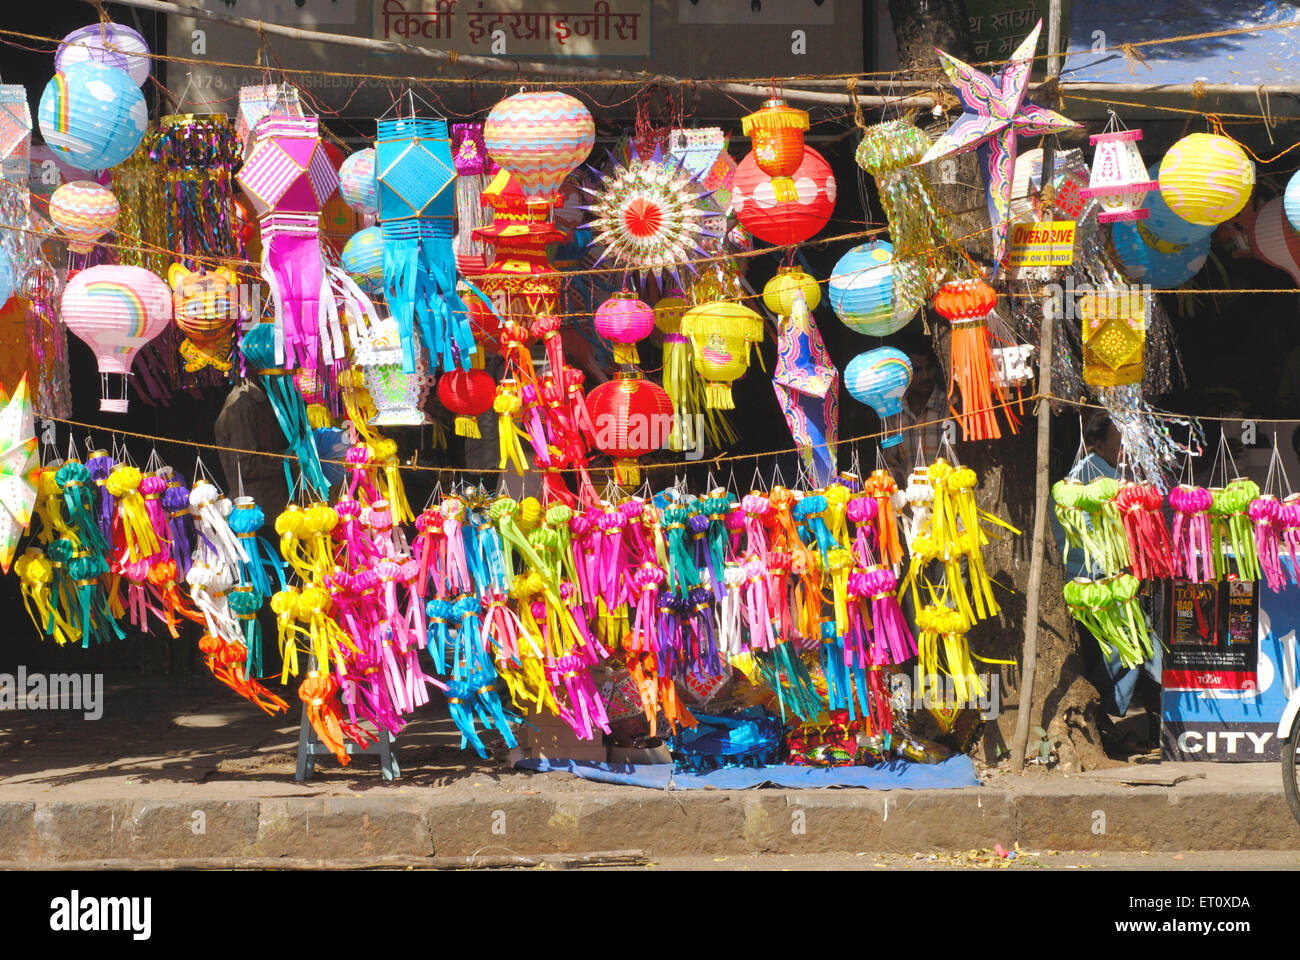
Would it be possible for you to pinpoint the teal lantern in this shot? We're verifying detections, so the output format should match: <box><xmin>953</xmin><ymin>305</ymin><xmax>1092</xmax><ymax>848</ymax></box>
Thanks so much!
<box><xmin>342</xmin><ymin>226</ymin><xmax>384</xmax><ymax>295</ymax></box>
<box><xmin>38</xmin><ymin>63</ymin><xmax>147</xmax><ymax>171</ymax></box>
<box><xmin>845</xmin><ymin>347</ymin><xmax>912</xmax><ymax>448</ymax></box>
<box><xmin>829</xmin><ymin>240</ymin><xmax>920</xmax><ymax>337</ymax></box>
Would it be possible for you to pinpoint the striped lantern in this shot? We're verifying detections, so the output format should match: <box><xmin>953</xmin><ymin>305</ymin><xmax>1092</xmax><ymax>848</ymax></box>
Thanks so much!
<box><xmin>595</xmin><ymin>292</ymin><xmax>654</xmax><ymax>365</ymax></box>
<box><xmin>1250</xmin><ymin>196</ymin><xmax>1300</xmax><ymax>290</ymax></box>
<box><xmin>56</xmin><ymin>23</ymin><xmax>151</xmax><ymax>87</ymax></box>
<box><xmin>588</xmin><ymin>371</ymin><xmax>675</xmax><ymax>486</ymax></box>
<box><xmin>38</xmin><ymin>62</ymin><xmax>147</xmax><ymax>171</ymax></box>
<box><xmin>341</xmin><ymin>226</ymin><xmax>384</xmax><ymax>294</ymax></box>
<box><xmin>1158</xmin><ymin>133</ymin><xmax>1255</xmax><ymax>227</ymax></box>
<box><xmin>339</xmin><ymin>147</ymin><xmax>378</xmax><ymax>216</ymax></box>
<box><xmin>168</xmin><ymin>263</ymin><xmax>238</xmax><ymax>373</ymax></box>
<box><xmin>236</xmin><ymin>84</ymin><xmax>304</xmax><ymax>157</ymax></box>
<box><xmin>829</xmin><ymin>240</ymin><xmax>920</xmax><ymax>337</ymax></box>
<box><xmin>844</xmin><ymin>347</ymin><xmax>912</xmax><ymax>448</ymax></box>
<box><xmin>61</xmin><ymin>264</ymin><xmax>172</xmax><ymax>412</ymax></box>
<box><xmin>484</xmin><ymin>91</ymin><xmax>594</xmax><ymax>199</ymax></box>
<box><xmin>680</xmin><ymin>300</ymin><xmax>765</xmax><ymax>410</ymax></box>
<box><xmin>49</xmin><ymin>180</ymin><xmax>119</xmax><ymax>253</ymax></box>
<box><xmin>237</xmin><ymin>115</ymin><xmax>338</xmax><ymax>217</ymax></box>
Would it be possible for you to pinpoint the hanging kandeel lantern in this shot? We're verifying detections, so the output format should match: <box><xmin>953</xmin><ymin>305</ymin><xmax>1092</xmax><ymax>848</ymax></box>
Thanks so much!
<box><xmin>829</xmin><ymin>240</ymin><xmax>921</xmax><ymax>337</ymax></box>
<box><xmin>1158</xmin><ymin>133</ymin><xmax>1255</xmax><ymax>227</ymax></box>
<box><xmin>338</xmin><ymin>147</ymin><xmax>378</xmax><ymax>216</ymax></box>
<box><xmin>49</xmin><ymin>180</ymin><xmax>118</xmax><ymax>253</ymax></box>
<box><xmin>437</xmin><ymin>366</ymin><xmax>496</xmax><ymax>438</ymax></box>
<box><xmin>236</xmin><ymin>84</ymin><xmax>303</xmax><ymax>156</ymax></box>
<box><xmin>484</xmin><ymin>91</ymin><xmax>594</xmax><ymax>200</ymax></box>
<box><xmin>681</xmin><ymin>300</ymin><xmax>765</xmax><ymax>409</ymax></box>
<box><xmin>168</xmin><ymin>264</ymin><xmax>239</xmax><ymax>373</ymax></box>
<box><xmin>730</xmin><ymin>146</ymin><xmax>835</xmax><ymax>247</ymax></box>
<box><xmin>61</xmin><ymin>264</ymin><xmax>172</xmax><ymax>412</ymax></box>
<box><xmin>1080</xmin><ymin>285</ymin><xmax>1145</xmax><ymax>387</ymax></box>
<box><xmin>588</xmin><ymin>371</ymin><xmax>674</xmax><ymax>486</ymax></box>
<box><xmin>844</xmin><ymin>347</ymin><xmax>911</xmax><ymax>448</ymax></box>
<box><xmin>56</xmin><ymin>23</ymin><xmax>151</xmax><ymax>87</ymax></box>
<box><xmin>0</xmin><ymin>83</ymin><xmax>33</xmax><ymax>178</ymax></box>
<box><xmin>353</xmin><ymin>314</ymin><xmax>432</xmax><ymax>426</ymax></box>
<box><xmin>1080</xmin><ymin>115</ymin><xmax>1160</xmax><ymax>223</ymax></box>
<box><xmin>595</xmin><ymin>292</ymin><xmax>654</xmax><ymax>365</ymax></box>
<box><xmin>38</xmin><ymin>63</ymin><xmax>148</xmax><ymax>171</ymax></box>
<box><xmin>451</xmin><ymin>123</ymin><xmax>495</xmax><ymax>276</ymax></box>
<box><xmin>150</xmin><ymin>113</ymin><xmax>245</xmax><ymax>266</ymax></box>
<box><xmin>341</xmin><ymin>226</ymin><xmax>384</xmax><ymax>295</ymax></box>
<box><xmin>932</xmin><ymin>278</ymin><xmax>1018</xmax><ymax>441</ymax></box>
<box><xmin>741</xmin><ymin>99</ymin><xmax>809</xmax><ymax>202</ymax></box>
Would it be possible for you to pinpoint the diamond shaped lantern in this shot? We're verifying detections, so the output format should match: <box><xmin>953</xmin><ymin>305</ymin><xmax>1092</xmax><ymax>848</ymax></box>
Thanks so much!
<box><xmin>237</xmin><ymin>84</ymin><xmax>303</xmax><ymax>156</ymax></box>
<box><xmin>237</xmin><ymin>115</ymin><xmax>338</xmax><ymax>218</ymax></box>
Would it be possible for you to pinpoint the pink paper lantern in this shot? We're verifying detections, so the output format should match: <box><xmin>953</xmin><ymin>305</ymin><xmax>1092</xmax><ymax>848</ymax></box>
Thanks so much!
<box><xmin>595</xmin><ymin>293</ymin><xmax>655</xmax><ymax>365</ymax></box>
<box><xmin>61</xmin><ymin>264</ymin><xmax>172</xmax><ymax>412</ymax></box>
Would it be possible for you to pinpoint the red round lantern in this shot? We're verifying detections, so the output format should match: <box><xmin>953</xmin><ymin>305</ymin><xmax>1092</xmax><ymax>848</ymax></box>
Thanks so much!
<box><xmin>932</xmin><ymin>278</ymin><xmax>997</xmax><ymax>321</ymax></box>
<box><xmin>437</xmin><ymin>367</ymin><xmax>496</xmax><ymax>438</ymax></box>
<box><xmin>595</xmin><ymin>292</ymin><xmax>654</xmax><ymax>365</ymax></box>
<box><xmin>587</xmin><ymin>372</ymin><xmax>674</xmax><ymax>486</ymax></box>
<box><xmin>731</xmin><ymin>146</ymin><xmax>835</xmax><ymax>246</ymax></box>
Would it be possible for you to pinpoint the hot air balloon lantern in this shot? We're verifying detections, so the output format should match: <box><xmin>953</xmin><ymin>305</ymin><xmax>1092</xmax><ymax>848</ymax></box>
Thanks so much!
<box><xmin>588</xmin><ymin>371</ymin><xmax>675</xmax><ymax>486</ymax></box>
<box><xmin>1079</xmin><ymin>114</ymin><xmax>1161</xmax><ymax>223</ymax></box>
<box><xmin>595</xmin><ymin>292</ymin><xmax>655</xmax><ymax>365</ymax></box>
<box><xmin>741</xmin><ymin>99</ymin><xmax>809</xmax><ymax>202</ymax></box>
<box><xmin>845</xmin><ymin>347</ymin><xmax>912</xmax><ymax>449</ymax></box>
<box><xmin>484</xmin><ymin>90</ymin><xmax>594</xmax><ymax>201</ymax></box>
<box><xmin>681</xmin><ymin>300</ymin><xmax>765</xmax><ymax>410</ymax></box>
<box><xmin>932</xmin><ymin>278</ymin><xmax>1019</xmax><ymax>441</ymax></box>
<box><xmin>61</xmin><ymin>264</ymin><xmax>173</xmax><ymax>412</ymax></box>
<box><xmin>49</xmin><ymin>180</ymin><xmax>119</xmax><ymax>255</ymax></box>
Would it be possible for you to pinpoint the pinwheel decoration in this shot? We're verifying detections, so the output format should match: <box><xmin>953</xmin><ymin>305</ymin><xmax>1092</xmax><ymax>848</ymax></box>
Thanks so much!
<box><xmin>580</xmin><ymin>143</ymin><xmax>715</xmax><ymax>284</ymax></box>
<box><xmin>918</xmin><ymin>19</ymin><xmax>1078</xmax><ymax>264</ymax></box>
<box><xmin>0</xmin><ymin>374</ymin><xmax>39</xmax><ymax>573</ymax></box>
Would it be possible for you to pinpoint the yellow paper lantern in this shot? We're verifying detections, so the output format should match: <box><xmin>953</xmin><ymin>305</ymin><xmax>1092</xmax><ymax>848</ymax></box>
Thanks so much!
<box><xmin>681</xmin><ymin>300</ymin><xmax>765</xmax><ymax>410</ymax></box>
<box><xmin>762</xmin><ymin>266</ymin><xmax>821</xmax><ymax>316</ymax></box>
<box><xmin>1158</xmin><ymin>133</ymin><xmax>1255</xmax><ymax>227</ymax></box>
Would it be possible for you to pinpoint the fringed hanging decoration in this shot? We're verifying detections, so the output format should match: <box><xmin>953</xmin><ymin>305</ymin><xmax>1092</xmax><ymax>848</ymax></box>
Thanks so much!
<box><xmin>932</xmin><ymin>278</ymin><xmax>1018</xmax><ymax>441</ymax></box>
<box><xmin>451</xmin><ymin>122</ymin><xmax>496</xmax><ymax>276</ymax></box>
<box><xmin>151</xmin><ymin>113</ymin><xmax>244</xmax><ymax>267</ymax></box>
<box><xmin>1169</xmin><ymin>483</ymin><xmax>1215</xmax><ymax>583</ymax></box>
<box><xmin>681</xmin><ymin>300</ymin><xmax>764</xmax><ymax>410</ymax></box>
<box><xmin>1114</xmin><ymin>480</ymin><xmax>1173</xmax><ymax>580</ymax></box>
<box><xmin>740</xmin><ymin>98</ymin><xmax>808</xmax><ymax>203</ymax></box>
<box><xmin>1064</xmin><ymin>575</ymin><xmax>1153</xmax><ymax>670</ymax></box>
<box><xmin>111</xmin><ymin>137</ymin><xmax>167</xmax><ymax>274</ymax></box>
<box><xmin>376</xmin><ymin>114</ymin><xmax>472</xmax><ymax>375</ymax></box>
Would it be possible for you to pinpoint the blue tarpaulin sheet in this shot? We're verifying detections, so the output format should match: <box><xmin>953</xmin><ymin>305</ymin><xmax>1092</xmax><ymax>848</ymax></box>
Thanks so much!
<box><xmin>515</xmin><ymin>755</ymin><xmax>980</xmax><ymax>790</ymax></box>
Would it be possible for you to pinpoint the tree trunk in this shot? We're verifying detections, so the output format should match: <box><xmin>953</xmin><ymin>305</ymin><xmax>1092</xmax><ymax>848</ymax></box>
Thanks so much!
<box><xmin>888</xmin><ymin>0</ymin><xmax>975</xmax><ymax>70</ymax></box>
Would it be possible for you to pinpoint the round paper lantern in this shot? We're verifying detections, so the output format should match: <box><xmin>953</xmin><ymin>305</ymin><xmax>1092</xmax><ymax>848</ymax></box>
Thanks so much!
<box><xmin>595</xmin><ymin>293</ymin><xmax>654</xmax><ymax>364</ymax></box>
<box><xmin>38</xmin><ymin>63</ymin><xmax>148</xmax><ymax>171</ymax></box>
<box><xmin>652</xmin><ymin>295</ymin><xmax>688</xmax><ymax>334</ymax></box>
<box><xmin>829</xmin><ymin>240</ymin><xmax>919</xmax><ymax>337</ymax></box>
<box><xmin>437</xmin><ymin>367</ymin><xmax>496</xmax><ymax>438</ymax></box>
<box><xmin>56</xmin><ymin>23</ymin><xmax>151</xmax><ymax>87</ymax></box>
<box><xmin>588</xmin><ymin>371</ymin><xmax>675</xmax><ymax>486</ymax></box>
<box><xmin>680</xmin><ymin>300</ymin><xmax>765</xmax><ymax>409</ymax></box>
<box><xmin>484</xmin><ymin>91</ymin><xmax>594</xmax><ymax>199</ymax></box>
<box><xmin>339</xmin><ymin>147</ymin><xmax>378</xmax><ymax>216</ymax></box>
<box><xmin>845</xmin><ymin>347</ymin><xmax>912</xmax><ymax>449</ymax></box>
<box><xmin>61</xmin><ymin>264</ymin><xmax>172</xmax><ymax>412</ymax></box>
<box><xmin>341</xmin><ymin>226</ymin><xmax>384</xmax><ymax>294</ymax></box>
<box><xmin>1285</xmin><ymin>171</ymin><xmax>1300</xmax><ymax>233</ymax></box>
<box><xmin>731</xmin><ymin>146</ymin><xmax>835</xmax><ymax>246</ymax></box>
<box><xmin>1112</xmin><ymin>219</ymin><xmax>1210</xmax><ymax>289</ymax></box>
<box><xmin>49</xmin><ymin>180</ymin><xmax>119</xmax><ymax>253</ymax></box>
<box><xmin>1141</xmin><ymin>162</ymin><xmax>1214</xmax><ymax>246</ymax></box>
<box><xmin>1251</xmin><ymin>196</ymin><xmax>1300</xmax><ymax>289</ymax></box>
<box><xmin>762</xmin><ymin>266</ymin><xmax>820</xmax><ymax>315</ymax></box>
<box><xmin>1158</xmin><ymin>133</ymin><xmax>1255</xmax><ymax>227</ymax></box>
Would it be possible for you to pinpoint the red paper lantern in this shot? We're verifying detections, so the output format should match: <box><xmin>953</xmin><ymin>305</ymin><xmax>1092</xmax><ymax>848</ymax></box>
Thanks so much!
<box><xmin>731</xmin><ymin>146</ymin><xmax>835</xmax><ymax>247</ymax></box>
<box><xmin>437</xmin><ymin>367</ymin><xmax>496</xmax><ymax>438</ymax></box>
<box><xmin>587</xmin><ymin>372</ymin><xmax>674</xmax><ymax>486</ymax></box>
<box><xmin>463</xmin><ymin>288</ymin><xmax>501</xmax><ymax>352</ymax></box>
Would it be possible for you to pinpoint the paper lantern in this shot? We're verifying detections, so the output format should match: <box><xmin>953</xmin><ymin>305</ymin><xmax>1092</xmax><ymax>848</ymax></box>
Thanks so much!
<box><xmin>680</xmin><ymin>300</ymin><xmax>765</xmax><ymax>409</ymax></box>
<box><xmin>339</xmin><ymin>147</ymin><xmax>378</xmax><ymax>216</ymax></box>
<box><xmin>829</xmin><ymin>240</ymin><xmax>919</xmax><ymax>337</ymax></box>
<box><xmin>168</xmin><ymin>264</ymin><xmax>238</xmax><ymax>373</ymax></box>
<box><xmin>763</xmin><ymin>267</ymin><xmax>821</xmax><ymax>316</ymax></box>
<box><xmin>932</xmin><ymin>278</ymin><xmax>1017</xmax><ymax>442</ymax></box>
<box><xmin>741</xmin><ymin>99</ymin><xmax>809</xmax><ymax>201</ymax></box>
<box><xmin>437</xmin><ymin>367</ymin><xmax>496</xmax><ymax>438</ymax></box>
<box><xmin>1140</xmin><ymin>161</ymin><xmax>1214</xmax><ymax>246</ymax></box>
<box><xmin>462</xmin><ymin>285</ymin><xmax>500</xmax><ymax>351</ymax></box>
<box><xmin>484</xmin><ymin>91</ymin><xmax>594</xmax><ymax>199</ymax></box>
<box><xmin>1080</xmin><ymin>122</ymin><xmax>1160</xmax><ymax>223</ymax></box>
<box><xmin>0</xmin><ymin>374</ymin><xmax>38</xmax><ymax>573</ymax></box>
<box><xmin>236</xmin><ymin>84</ymin><xmax>303</xmax><ymax>156</ymax></box>
<box><xmin>1112</xmin><ymin>219</ymin><xmax>1210</xmax><ymax>289</ymax></box>
<box><xmin>38</xmin><ymin>63</ymin><xmax>147</xmax><ymax>171</ymax></box>
<box><xmin>1079</xmin><ymin>286</ymin><xmax>1145</xmax><ymax>387</ymax></box>
<box><xmin>595</xmin><ymin>293</ymin><xmax>654</xmax><ymax>365</ymax></box>
<box><xmin>844</xmin><ymin>348</ymin><xmax>912</xmax><ymax>448</ymax></box>
<box><xmin>452</xmin><ymin>123</ymin><xmax>496</xmax><ymax>277</ymax></box>
<box><xmin>588</xmin><ymin>371</ymin><xmax>675</xmax><ymax>485</ymax></box>
<box><xmin>237</xmin><ymin>115</ymin><xmax>338</xmax><ymax>217</ymax></box>
<box><xmin>341</xmin><ymin>226</ymin><xmax>384</xmax><ymax>294</ymax></box>
<box><xmin>61</xmin><ymin>264</ymin><xmax>172</xmax><ymax>412</ymax></box>
<box><xmin>1251</xmin><ymin>196</ymin><xmax>1300</xmax><ymax>289</ymax></box>
<box><xmin>49</xmin><ymin>180</ymin><xmax>119</xmax><ymax>253</ymax></box>
<box><xmin>731</xmin><ymin>146</ymin><xmax>835</xmax><ymax>247</ymax></box>
<box><xmin>1285</xmin><ymin>171</ymin><xmax>1300</xmax><ymax>233</ymax></box>
<box><xmin>353</xmin><ymin>315</ymin><xmax>432</xmax><ymax>426</ymax></box>
<box><xmin>0</xmin><ymin>84</ymin><xmax>33</xmax><ymax>177</ymax></box>
<box><xmin>56</xmin><ymin>23</ymin><xmax>151</xmax><ymax>87</ymax></box>
<box><xmin>1159</xmin><ymin>133</ymin><xmax>1255</xmax><ymax>227</ymax></box>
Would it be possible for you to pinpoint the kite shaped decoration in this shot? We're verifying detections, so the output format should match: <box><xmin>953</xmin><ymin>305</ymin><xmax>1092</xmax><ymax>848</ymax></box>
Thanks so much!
<box><xmin>771</xmin><ymin>277</ymin><xmax>838</xmax><ymax>485</ymax></box>
<box><xmin>0</xmin><ymin>374</ymin><xmax>39</xmax><ymax>573</ymax></box>
<box><xmin>0</xmin><ymin>84</ymin><xmax>32</xmax><ymax>180</ymax></box>
<box><xmin>376</xmin><ymin>115</ymin><xmax>472</xmax><ymax>375</ymax></box>
<box><xmin>918</xmin><ymin>20</ymin><xmax>1078</xmax><ymax>265</ymax></box>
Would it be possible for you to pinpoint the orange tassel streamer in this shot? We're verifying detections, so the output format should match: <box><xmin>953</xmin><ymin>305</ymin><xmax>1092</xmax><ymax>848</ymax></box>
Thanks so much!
<box><xmin>865</xmin><ymin>470</ymin><xmax>905</xmax><ymax>566</ymax></box>
<box><xmin>933</xmin><ymin>279</ymin><xmax>1019</xmax><ymax>442</ymax></box>
<box><xmin>299</xmin><ymin>671</ymin><xmax>373</xmax><ymax>765</ymax></box>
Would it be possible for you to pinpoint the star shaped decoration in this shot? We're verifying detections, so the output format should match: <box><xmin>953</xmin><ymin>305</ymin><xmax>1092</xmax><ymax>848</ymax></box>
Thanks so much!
<box><xmin>918</xmin><ymin>20</ymin><xmax>1079</xmax><ymax>264</ymax></box>
<box><xmin>0</xmin><ymin>374</ymin><xmax>40</xmax><ymax>574</ymax></box>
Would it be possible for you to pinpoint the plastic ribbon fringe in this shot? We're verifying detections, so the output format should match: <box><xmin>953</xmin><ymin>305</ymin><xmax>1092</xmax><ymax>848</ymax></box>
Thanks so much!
<box><xmin>1064</xmin><ymin>576</ymin><xmax>1154</xmax><ymax>670</ymax></box>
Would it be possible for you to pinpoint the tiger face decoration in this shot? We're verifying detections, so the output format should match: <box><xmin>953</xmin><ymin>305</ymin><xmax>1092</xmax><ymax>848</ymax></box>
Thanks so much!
<box><xmin>168</xmin><ymin>264</ymin><xmax>239</xmax><ymax>373</ymax></box>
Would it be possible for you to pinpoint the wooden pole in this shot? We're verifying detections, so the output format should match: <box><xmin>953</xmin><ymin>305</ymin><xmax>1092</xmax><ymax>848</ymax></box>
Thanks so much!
<box><xmin>1009</xmin><ymin>0</ymin><xmax>1062</xmax><ymax>773</ymax></box>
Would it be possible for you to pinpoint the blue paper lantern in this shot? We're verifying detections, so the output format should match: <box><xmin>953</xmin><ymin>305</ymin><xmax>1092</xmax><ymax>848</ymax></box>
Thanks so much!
<box><xmin>342</xmin><ymin>226</ymin><xmax>384</xmax><ymax>294</ymax></box>
<box><xmin>1112</xmin><ymin>219</ymin><xmax>1210</xmax><ymax>289</ymax></box>
<box><xmin>1143</xmin><ymin>162</ymin><xmax>1214</xmax><ymax>247</ymax></box>
<box><xmin>1285</xmin><ymin>170</ymin><xmax>1300</xmax><ymax>233</ymax></box>
<box><xmin>38</xmin><ymin>63</ymin><xmax>147</xmax><ymax>171</ymax></box>
<box><xmin>845</xmin><ymin>347</ymin><xmax>912</xmax><ymax>448</ymax></box>
<box><xmin>829</xmin><ymin>240</ymin><xmax>919</xmax><ymax>337</ymax></box>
